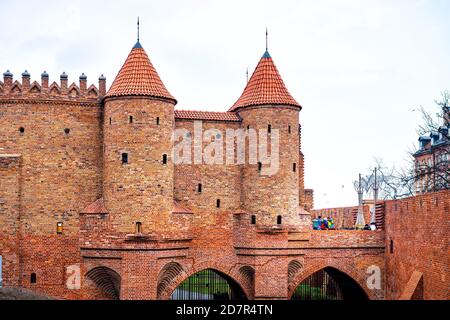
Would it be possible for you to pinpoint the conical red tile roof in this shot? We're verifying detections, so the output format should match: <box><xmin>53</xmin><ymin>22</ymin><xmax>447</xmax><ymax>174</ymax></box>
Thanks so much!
<box><xmin>229</xmin><ymin>51</ymin><xmax>300</xmax><ymax>111</ymax></box>
<box><xmin>106</xmin><ymin>42</ymin><xmax>176</xmax><ymax>103</ymax></box>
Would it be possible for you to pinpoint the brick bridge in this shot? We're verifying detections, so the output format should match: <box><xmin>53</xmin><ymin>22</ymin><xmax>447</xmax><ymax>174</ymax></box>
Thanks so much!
<box><xmin>77</xmin><ymin>212</ymin><xmax>385</xmax><ymax>300</ymax></box>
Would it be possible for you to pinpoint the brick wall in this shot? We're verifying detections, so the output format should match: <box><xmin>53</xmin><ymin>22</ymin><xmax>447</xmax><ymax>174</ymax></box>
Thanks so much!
<box><xmin>384</xmin><ymin>190</ymin><xmax>449</xmax><ymax>300</ymax></box>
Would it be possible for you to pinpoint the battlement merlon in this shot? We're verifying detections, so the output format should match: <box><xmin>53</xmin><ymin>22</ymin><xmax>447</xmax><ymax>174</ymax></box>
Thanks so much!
<box><xmin>0</xmin><ymin>70</ymin><xmax>106</xmax><ymax>100</ymax></box>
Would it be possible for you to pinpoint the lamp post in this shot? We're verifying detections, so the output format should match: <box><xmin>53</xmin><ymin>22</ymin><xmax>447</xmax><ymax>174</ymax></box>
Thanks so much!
<box><xmin>354</xmin><ymin>174</ymin><xmax>366</xmax><ymax>230</ymax></box>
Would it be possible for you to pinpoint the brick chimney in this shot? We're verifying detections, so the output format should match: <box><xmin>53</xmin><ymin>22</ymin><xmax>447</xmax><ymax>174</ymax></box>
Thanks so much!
<box><xmin>79</xmin><ymin>73</ymin><xmax>87</xmax><ymax>93</ymax></box>
<box><xmin>22</xmin><ymin>70</ymin><xmax>30</xmax><ymax>90</ymax></box>
<box><xmin>60</xmin><ymin>72</ymin><xmax>68</xmax><ymax>91</ymax></box>
<box><xmin>3</xmin><ymin>70</ymin><xmax>13</xmax><ymax>89</ymax></box>
<box><xmin>41</xmin><ymin>71</ymin><xmax>49</xmax><ymax>90</ymax></box>
<box><xmin>99</xmin><ymin>74</ymin><xmax>106</xmax><ymax>97</ymax></box>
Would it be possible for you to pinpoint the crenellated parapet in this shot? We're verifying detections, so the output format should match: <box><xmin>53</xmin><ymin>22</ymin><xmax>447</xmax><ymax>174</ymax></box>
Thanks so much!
<box><xmin>0</xmin><ymin>70</ymin><xmax>106</xmax><ymax>101</ymax></box>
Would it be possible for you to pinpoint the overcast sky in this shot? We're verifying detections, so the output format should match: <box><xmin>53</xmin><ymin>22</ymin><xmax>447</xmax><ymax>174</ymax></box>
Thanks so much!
<box><xmin>1</xmin><ymin>0</ymin><xmax>449</xmax><ymax>209</ymax></box>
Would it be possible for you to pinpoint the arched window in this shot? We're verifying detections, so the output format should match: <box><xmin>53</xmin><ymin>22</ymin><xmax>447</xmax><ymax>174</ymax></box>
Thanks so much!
<box><xmin>277</xmin><ymin>215</ymin><xmax>282</xmax><ymax>225</ymax></box>
<box><xmin>30</xmin><ymin>273</ymin><xmax>37</xmax><ymax>284</ymax></box>
<box><xmin>135</xmin><ymin>222</ymin><xmax>142</xmax><ymax>234</ymax></box>
<box><xmin>162</xmin><ymin>154</ymin><xmax>168</xmax><ymax>165</ymax></box>
<box><xmin>122</xmin><ymin>153</ymin><xmax>128</xmax><ymax>164</ymax></box>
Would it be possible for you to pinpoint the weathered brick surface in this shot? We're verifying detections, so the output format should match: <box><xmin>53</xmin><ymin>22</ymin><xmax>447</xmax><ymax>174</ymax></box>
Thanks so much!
<box><xmin>384</xmin><ymin>190</ymin><xmax>450</xmax><ymax>300</ymax></box>
<box><xmin>1</xmin><ymin>57</ymin><xmax>447</xmax><ymax>301</ymax></box>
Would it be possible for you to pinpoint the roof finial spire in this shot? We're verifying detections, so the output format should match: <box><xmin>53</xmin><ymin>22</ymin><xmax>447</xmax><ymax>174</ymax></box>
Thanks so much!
<box><xmin>137</xmin><ymin>16</ymin><xmax>140</xmax><ymax>42</ymax></box>
<box><xmin>246</xmin><ymin>67</ymin><xmax>249</xmax><ymax>83</ymax></box>
<box><xmin>265</xmin><ymin>27</ymin><xmax>268</xmax><ymax>52</ymax></box>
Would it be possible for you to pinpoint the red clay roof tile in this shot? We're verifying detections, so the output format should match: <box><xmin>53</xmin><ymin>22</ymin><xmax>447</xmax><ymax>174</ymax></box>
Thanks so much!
<box><xmin>175</xmin><ymin>110</ymin><xmax>241</xmax><ymax>122</ymax></box>
<box><xmin>106</xmin><ymin>42</ymin><xmax>176</xmax><ymax>103</ymax></box>
<box><xmin>229</xmin><ymin>51</ymin><xmax>301</xmax><ymax>111</ymax></box>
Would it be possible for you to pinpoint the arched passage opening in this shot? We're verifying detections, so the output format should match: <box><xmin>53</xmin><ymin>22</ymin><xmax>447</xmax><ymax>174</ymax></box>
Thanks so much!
<box><xmin>85</xmin><ymin>266</ymin><xmax>121</xmax><ymax>300</ymax></box>
<box><xmin>170</xmin><ymin>269</ymin><xmax>247</xmax><ymax>300</ymax></box>
<box><xmin>291</xmin><ymin>267</ymin><xmax>368</xmax><ymax>301</ymax></box>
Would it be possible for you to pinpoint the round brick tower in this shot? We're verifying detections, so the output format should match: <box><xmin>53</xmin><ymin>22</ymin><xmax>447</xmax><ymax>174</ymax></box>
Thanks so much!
<box><xmin>230</xmin><ymin>50</ymin><xmax>303</xmax><ymax>228</ymax></box>
<box><xmin>103</xmin><ymin>40</ymin><xmax>177</xmax><ymax>235</ymax></box>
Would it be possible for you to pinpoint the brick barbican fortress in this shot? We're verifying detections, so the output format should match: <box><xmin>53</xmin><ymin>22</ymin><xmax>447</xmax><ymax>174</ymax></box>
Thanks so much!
<box><xmin>0</xmin><ymin>37</ymin><xmax>448</xmax><ymax>300</ymax></box>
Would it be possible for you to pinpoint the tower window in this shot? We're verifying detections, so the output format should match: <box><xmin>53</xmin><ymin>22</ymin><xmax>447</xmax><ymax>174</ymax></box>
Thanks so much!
<box><xmin>64</xmin><ymin>128</ymin><xmax>70</xmax><ymax>135</ymax></box>
<box><xmin>56</xmin><ymin>222</ymin><xmax>63</xmax><ymax>234</ymax></box>
<box><xmin>156</xmin><ymin>117</ymin><xmax>160</xmax><ymax>125</ymax></box>
<box><xmin>277</xmin><ymin>215</ymin><xmax>282</xmax><ymax>225</ymax></box>
<box><xmin>135</xmin><ymin>222</ymin><xmax>142</xmax><ymax>234</ymax></box>
<box><xmin>288</xmin><ymin>125</ymin><xmax>291</xmax><ymax>133</ymax></box>
<box><xmin>293</xmin><ymin>163</ymin><xmax>297</xmax><ymax>172</ymax></box>
<box><xmin>247</xmin><ymin>125</ymin><xmax>250</xmax><ymax>130</ymax></box>
<box><xmin>251</xmin><ymin>215</ymin><xmax>256</xmax><ymax>225</ymax></box>
<box><xmin>390</xmin><ymin>240</ymin><xmax>394</xmax><ymax>254</ymax></box>
<box><xmin>109</xmin><ymin>117</ymin><xmax>112</xmax><ymax>125</ymax></box>
<box><xmin>162</xmin><ymin>154</ymin><xmax>168</xmax><ymax>165</ymax></box>
<box><xmin>258</xmin><ymin>162</ymin><xmax>262</xmax><ymax>172</ymax></box>
<box><xmin>129</xmin><ymin>116</ymin><xmax>133</xmax><ymax>124</ymax></box>
<box><xmin>198</xmin><ymin>183</ymin><xmax>202</xmax><ymax>193</ymax></box>
<box><xmin>30</xmin><ymin>273</ymin><xmax>37</xmax><ymax>284</ymax></box>
<box><xmin>216</xmin><ymin>199</ymin><xmax>221</xmax><ymax>208</ymax></box>
<box><xmin>268</xmin><ymin>124</ymin><xmax>272</xmax><ymax>133</ymax></box>
<box><xmin>122</xmin><ymin>153</ymin><xmax>128</xmax><ymax>164</ymax></box>
<box><xmin>19</xmin><ymin>127</ymin><xmax>25</xmax><ymax>133</ymax></box>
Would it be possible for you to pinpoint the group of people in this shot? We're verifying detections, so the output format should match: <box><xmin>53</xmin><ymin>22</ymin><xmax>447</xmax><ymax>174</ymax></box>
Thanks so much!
<box><xmin>312</xmin><ymin>216</ymin><xmax>335</xmax><ymax>230</ymax></box>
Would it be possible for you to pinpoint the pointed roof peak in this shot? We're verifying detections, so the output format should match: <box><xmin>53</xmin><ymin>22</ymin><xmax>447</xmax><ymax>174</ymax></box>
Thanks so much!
<box><xmin>133</xmin><ymin>41</ymin><xmax>143</xmax><ymax>49</ymax></box>
<box><xmin>106</xmin><ymin>42</ymin><xmax>176</xmax><ymax>103</ymax></box>
<box><xmin>262</xmin><ymin>50</ymin><xmax>271</xmax><ymax>59</ymax></box>
<box><xmin>229</xmin><ymin>51</ymin><xmax>301</xmax><ymax>112</ymax></box>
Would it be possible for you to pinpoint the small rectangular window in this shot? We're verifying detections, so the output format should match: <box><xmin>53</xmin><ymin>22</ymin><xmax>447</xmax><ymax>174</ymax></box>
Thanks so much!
<box><xmin>56</xmin><ymin>222</ymin><xmax>63</xmax><ymax>235</ymax></box>
<box><xmin>258</xmin><ymin>162</ymin><xmax>262</xmax><ymax>172</ymax></box>
<box><xmin>288</xmin><ymin>125</ymin><xmax>291</xmax><ymax>133</ymax></box>
<box><xmin>268</xmin><ymin>124</ymin><xmax>271</xmax><ymax>133</ymax></box>
<box><xmin>30</xmin><ymin>273</ymin><xmax>37</xmax><ymax>284</ymax></box>
<box><xmin>277</xmin><ymin>215</ymin><xmax>282</xmax><ymax>225</ymax></box>
<box><xmin>156</xmin><ymin>117</ymin><xmax>160</xmax><ymax>125</ymax></box>
<box><xmin>198</xmin><ymin>183</ymin><xmax>202</xmax><ymax>193</ymax></box>
<box><xmin>390</xmin><ymin>240</ymin><xmax>394</xmax><ymax>254</ymax></box>
<box><xmin>162</xmin><ymin>154</ymin><xmax>168</xmax><ymax>165</ymax></box>
<box><xmin>129</xmin><ymin>116</ymin><xmax>133</xmax><ymax>123</ymax></box>
<box><xmin>136</xmin><ymin>222</ymin><xmax>142</xmax><ymax>234</ymax></box>
<box><xmin>122</xmin><ymin>153</ymin><xmax>128</xmax><ymax>164</ymax></box>
<box><xmin>216</xmin><ymin>199</ymin><xmax>221</xmax><ymax>208</ymax></box>
<box><xmin>293</xmin><ymin>163</ymin><xmax>297</xmax><ymax>172</ymax></box>
<box><xmin>251</xmin><ymin>215</ymin><xmax>256</xmax><ymax>225</ymax></box>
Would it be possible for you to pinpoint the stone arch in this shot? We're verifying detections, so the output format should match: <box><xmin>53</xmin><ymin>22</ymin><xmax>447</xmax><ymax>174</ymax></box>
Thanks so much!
<box><xmin>288</xmin><ymin>262</ymin><xmax>374</xmax><ymax>300</ymax></box>
<box><xmin>85</xmin><ymin>266</ymin><xmax>121</xmax><ymax>300</ymax></box>
<box><xmin>157</xmin><ymin>262</ymin><xmax>186</xmax><ymax>299</ymax></box>
<box><xmin>237</xmin><ymin>266</ymin><xmax>255</xmax><ymax>300</ymax></box>
<box><xmin>288</xmin><ymin>260</ymin><xmax>303</xmax><ymax>284</ymax></box>
<box><xmin>159</xmin><ymin>261</ymin><xmax>249</xmax><ymax>300</ymax></box>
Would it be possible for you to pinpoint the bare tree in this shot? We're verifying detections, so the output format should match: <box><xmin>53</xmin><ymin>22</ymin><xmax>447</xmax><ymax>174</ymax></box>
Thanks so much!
<box><xmin>360</xmin><ymin>91</ymin><xmax>450</xmax><ymax>200</ymax></box>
